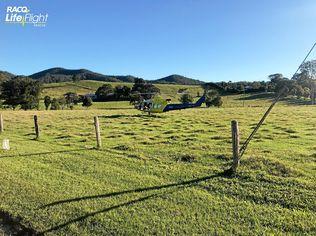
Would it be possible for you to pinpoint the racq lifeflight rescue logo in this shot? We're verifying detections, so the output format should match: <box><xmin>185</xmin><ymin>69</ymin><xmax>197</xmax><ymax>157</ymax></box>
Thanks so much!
<box><xmin>5</xmin><ymin>6</ymin><xmax>48</xmax><ymax>27</ymax></box>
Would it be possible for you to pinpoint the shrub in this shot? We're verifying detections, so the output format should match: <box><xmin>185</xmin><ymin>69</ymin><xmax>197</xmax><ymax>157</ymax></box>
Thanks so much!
<box><xmin>205</xmin><ymin>90</ymin><xmax>223</xmax><ymax>107</ymax></box>
<box><xmin>64</xmin><ymin>92</ymin><xmax>79</xmax><ymax>107</ymax></box>
<box><xmin>212</xmin><ymin>96</ymin><xmax>223</xmax><ymax>107</ymax></box>
<box><xmin>179</xmin><ymin>94</ymin><xmax>193</xmax><ymax>104</ymax></box>
<box><xmin>44</xmin><ymin>96</ymin><xmax>51</xmax><ymax>110</ymax></box>
<box><xmin>82</xmin><ymin>96</ymin><xmax>93</xmax><ymax>108</ymax></box>
<box><xmin>50</xmin><ymin>98</ymin><xmax>60</xmax><ymax>110</ymax></box>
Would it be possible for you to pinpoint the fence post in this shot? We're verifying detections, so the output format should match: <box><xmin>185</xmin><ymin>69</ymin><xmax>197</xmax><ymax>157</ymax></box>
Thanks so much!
<box><xmin>94</xmin><ymin>116</ymin><xmax>102</xmax><ymax>149</ymax></box>
<box><xmin>34</xmin><ymin>115</ymin><xmax>40</xmax><ymax>140</ymax></box>
<box><xmin>230</xmin><ymin>120</ymin><xmax>240</xmax><ymax>175</ymax></box>
<box><xmin>312</xmin><ymin>82</ymin><xmax>316</xmax><ymax>105</ymax></box>
<box><xmin>0</xmin><ymin>114</ymin><xmax>3</xmax><ymax>133</ymax></box>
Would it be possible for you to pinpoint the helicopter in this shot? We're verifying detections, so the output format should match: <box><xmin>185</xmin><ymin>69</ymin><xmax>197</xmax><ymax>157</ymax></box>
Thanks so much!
<box><xmin>132</xmin><ymin>82</ymin><xmax>226</xmax><ymax>114</ymax></box>
<box><xmin>134</xmin><ymin>92</ymin><xmax>206</xmax><ymax>114</ymax></box>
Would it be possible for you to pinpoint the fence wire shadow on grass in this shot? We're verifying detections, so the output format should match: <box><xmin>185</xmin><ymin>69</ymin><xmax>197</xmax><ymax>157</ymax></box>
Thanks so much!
<box><xmin>39</xmin><ymin>173</ymin><xmax>223</xmax><ymax>234</ymax></box>
<box><xmin>98</xmin><ymin>114</ymin><xmax>164</xmax><ymax>119</ymax></box>
<box><xmin>0</xmin><ymin>148</ymin><xmax>95</xmax><ymax>159</ymax></box>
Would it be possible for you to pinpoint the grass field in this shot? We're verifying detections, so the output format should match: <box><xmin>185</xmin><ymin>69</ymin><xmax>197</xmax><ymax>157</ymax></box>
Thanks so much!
<box><xmin>41</xmin><ymin>81</ymin><xmax>203</xmax><ymax>102</ymax></box>
<box><xmin>0</xmin><ymin>89</ymin><xmax>315</xmax><ymax>235</ymax></box>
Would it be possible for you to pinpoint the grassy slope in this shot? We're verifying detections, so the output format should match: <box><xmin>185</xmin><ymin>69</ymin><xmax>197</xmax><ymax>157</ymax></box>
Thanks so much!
<box><xmin>41</xmin><ymin>80</ymin><xmax>309</xmax><ymax>108</ymax></box>
<box><xmin>0</xmin><ymin>97</ymin><xmax>315</xmax><ymax>235</ymax></box>
<box><xmin>41</xmin><ymin>81</ymin><xmax>203</xmax><ymax>102</ymax></box>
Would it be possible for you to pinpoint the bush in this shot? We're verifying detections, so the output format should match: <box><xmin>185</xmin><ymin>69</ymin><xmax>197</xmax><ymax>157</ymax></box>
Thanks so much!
<box><xmin>50</xmin><ymin>97</ymin><xmax>67</xmax><ymax>110</ymax></box>
<box><xmin>205</xmin><ymin>90</ymin><xmax>223</xmax><ymax>107</ymax></box>
<box><xmin>82</xmin><ymin>96</ymin><xmax>93</xmax><ymax>108</ymax></box>
<box><xmin>44</xmin><ymin>96</ymin><xmax>51</xmax><ymax>110</ymax></box>
<box><xmin>212</xmin><ymin>96</ymin><xmax>223</xmax><ymax>107</ymax></box>
<box><xmin>64</xmin><ymin>92</ymin><xmax>79</xmax><ymax>107</ymax></box>
<box><xmin>179</xmin><ymin>94</ymin><xmax>193</xmax><ymax>104</ymax></box>
<box><xmin>50</xmin><ymin>98</ymin><xmax>60</xmax><ymax>110</ymax></box>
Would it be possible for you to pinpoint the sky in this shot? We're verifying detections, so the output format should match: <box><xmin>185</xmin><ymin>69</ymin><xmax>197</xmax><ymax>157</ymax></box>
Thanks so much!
<box><xmin>0</xmin><ymin>0</ymin><xmax>316</xmax><ymax>82</ymax></box>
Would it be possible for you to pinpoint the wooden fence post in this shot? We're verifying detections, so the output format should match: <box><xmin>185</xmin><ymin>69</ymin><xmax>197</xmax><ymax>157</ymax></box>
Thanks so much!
<box><xmin>0</xmin><ymin>114</ymin><xmax>3</xmax><ymax>133</ymax></box>
<box><xmin>311</xmin><ymin>82</ymin><xmax>316</xmax><ymax>105</ymax></box>
<box><xmin>94</xmin><ymin>116</ymin><xmax>102</xmax><ymax>149</ymax></box>
<box><xmin>34</xmin><ymin>115</ymin><xmax>40</xmax><ymax>140</ymax></box>
<box><xmin>230</xmin><ymin>120</ymin><xmax>240</xmax><ymax>175</ymax></box>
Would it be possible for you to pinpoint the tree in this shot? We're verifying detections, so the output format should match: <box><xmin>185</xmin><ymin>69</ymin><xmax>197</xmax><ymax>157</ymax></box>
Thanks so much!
<box><xmin>268</xmin><ymin>74</ymin><xmax>293</xmax><ymax>95</ymax></box>
<box><xmin>291</xmin><ymin>84</ymin><xmax>305</xmax><ymax>98</ymax></box>
<box><xmin>72</xmin><ymin>74</ymin><xmax>81</xmax><ymax>82</ymax></box>
<box><xmin>0</xmin><ymin>76</ymin><xmax>41</xmax><ymax>110</ymax></box>
<box><xmin>212</xmin><ymin>96</ymin><xmax>223</xmax><ymax>107</ymax></box>
<box><xmin>131</xmin><ymin>79</ymin><xmax>160</xmax><ymax>99</ymax></box>
<box><xmin>114</xmin><ymin>85</ymin><xmax>131</xmax><ymax>100</ymax></box>
<box><xmin>205</xmin><ymin>90</ymin><xmax>219</xmax><ymax>107</ymax></box>
<box><xmin>44</xmin><ymin>96</ymin><xmax>51</xmax><ymax>110</ymax></box>
<box><xmin>82</xmin><ymin>96</ymin><xmax>93</xmax><ymax>108</ymax></box>
<box><xmin>129</xmin><ymin>92</ymin><xmax>142</xmax><ymax>105</ymax></box>
<box><xmin>298</xmin><ymin>60</ymin><xmax>316</xmax><ymax>104</ymax></box>
<box><xmin>179</xmin><ymin>93</ymin><xmax>193</xmax><ymax>104</ymax></box>
<box><xmin>205</xmin><ymin>90</ymin><xmax>223</xmax><ymax>107</ymax></box>
<box><xmin>50</xmin><ymin>98</ymin><xmax>60</xmax><ymax>110</ymax></box>
<box><xmin>59</xmin><ymin>97</ymin><xmax>67</xmax><ymax>109</ymax></box>
<box><xmin>64</xmin><ymin>92</ymin><xmax>79</xmax><ymax>107</ymax></box>
<box><xmin>300</xmin><ymin>60</ymin><xmax>316</xmax><ymax>79</ymax></box>
<box><xmin>95</xmin><ymin>84</ymin><xmax>114</xmax><ymax>101</ymax></box>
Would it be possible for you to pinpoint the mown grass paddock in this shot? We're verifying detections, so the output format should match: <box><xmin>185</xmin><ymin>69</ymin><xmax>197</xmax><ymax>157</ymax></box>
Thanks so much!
<box><xmin>0</xmin><ymin>99</ymin><xmax>315</xmax><ymax>235</ymax></box>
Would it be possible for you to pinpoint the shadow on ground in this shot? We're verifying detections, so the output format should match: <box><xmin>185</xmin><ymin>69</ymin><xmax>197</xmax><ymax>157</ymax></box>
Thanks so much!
<box><xmin>238</xmin><ymin>92</ymin><xmax>275</xmax><ymax>101</ymax></box>
<box><xmin>98</xmin><ymin>107</ymin><xmax>134</xmax><ymax>110</ymax></box>
<box><xmin>0</xmin><ymin>148</ymin><xmax>95</xmax><ymax>159</ymax></box>
<box><xmin>99</xmin><ymin>114</ymin><xmax>164</xmax><ymax>119</ymax></box>
<box><xmin>39</xmin><ymin>173</ymin><xmax>224</xmax><ymax>234</ymax></box>
<box><xmin>282</xmin><ymin>97</ymin><xmax>312</xmax><ymax>106</ymax></box>
<box><xmin>238</xmin><ymin>92</ymin><xmax>312</xmax><ymax>106</ymax></box>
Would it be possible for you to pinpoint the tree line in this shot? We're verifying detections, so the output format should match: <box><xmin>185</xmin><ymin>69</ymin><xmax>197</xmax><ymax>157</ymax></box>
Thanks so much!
<box><xmin>0</xmin><ymin>77</ymin><xmax>93</xmax><ymax>110</ymax></box>
<box><xmin>0</xmin><ymin>60</ymin><xmax>314</xmax><ymax>110</ymax></box>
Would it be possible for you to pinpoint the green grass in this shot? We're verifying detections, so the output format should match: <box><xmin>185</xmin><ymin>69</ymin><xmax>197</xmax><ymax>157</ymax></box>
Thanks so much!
<box><xmin>41</xmin><ymin>81</ymin><xmax>309</xmax><ymax>108</ymax></box>
<box><xmin>0</xmin><ymin>98</ymin><xmax>315</xmax><ymax>235</ymax></box>
<box><xmin>41</xmin><ymin>81</ymin><xmax>203</xmax><ymax>102</ymax></box>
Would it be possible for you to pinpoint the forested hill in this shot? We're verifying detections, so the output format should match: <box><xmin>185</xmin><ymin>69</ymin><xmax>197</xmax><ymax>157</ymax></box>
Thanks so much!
<box><xmin>27</xmin><ymin>68</ymin><xmax>204</xmax><ymax>85</ymax></box>
<box><xmin>0</xmin><ymin>68</ymin><xmax>204</xmax><ymax>85</ymax></box>
<box><xmin>29</xmin><ymin>68</ymin><xmax>139</xmax><ymax>83</ymax></box>
<box><xmin>0</xmin><ymin>71</ymin><xmax>14</xmax><ymax>82</ymax></box>
<box><xmin>152</xmin><ymin>74</ymin><xmax>204</xmax><ymax>85</ymax></box>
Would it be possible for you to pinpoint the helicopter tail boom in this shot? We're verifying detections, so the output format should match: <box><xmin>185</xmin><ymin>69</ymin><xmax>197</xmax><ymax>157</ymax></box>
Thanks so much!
<box><xmin>162</xmin><ymin>95</ymin><xmax>205</xmax><ymax>112</ymax></box>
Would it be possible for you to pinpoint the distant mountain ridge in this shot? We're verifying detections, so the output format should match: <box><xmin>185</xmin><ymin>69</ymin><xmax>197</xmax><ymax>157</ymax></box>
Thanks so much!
<box><xmin>1</xmin><ymin>67</ymin><xmax>204</xmax><ymax>85</ymax></box>
<box><xmin>29</xmin><ymin>67</ymin><xmax>139</xmax><ymax>83</ymax></box>
<box><xmin>0</xmin><ymin>71</ymin><xmax>15</xmax><ymax>82</ymax></box>
<box><xmin>152</xmin><ymin>74</ymin><xmax>204</xmax><ymax>85</ymax></box>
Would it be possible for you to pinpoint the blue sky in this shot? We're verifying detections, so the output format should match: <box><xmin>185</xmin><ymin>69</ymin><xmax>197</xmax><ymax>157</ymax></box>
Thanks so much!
<box><xmin>1</xmin><ymin>0</ymin><xmax>315</xmax><ymax>82</ymax></box>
